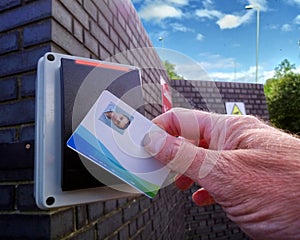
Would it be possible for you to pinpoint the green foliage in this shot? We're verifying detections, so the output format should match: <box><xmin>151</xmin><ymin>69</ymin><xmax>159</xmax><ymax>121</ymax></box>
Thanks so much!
<box><xmin>264</xmin><ymin>59</ymin><xmax>300</xmax><ymax>134</ymax></box>
<box><xmin>163</xmin><ymin>60</ymin><xmax>184</xmax><ymax>80</ymax></box>
<box><xmin>274</xmin><ymin>58</ymin><xmax>296</xmax><ymax>79</ymax></box>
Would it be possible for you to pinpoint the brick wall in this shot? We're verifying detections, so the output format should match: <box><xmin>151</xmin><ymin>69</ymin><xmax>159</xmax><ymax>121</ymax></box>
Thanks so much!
<box><xmin>171</xmin><ymin>79</ymin><xmax>268</xmax><ymax>239</ymax></box>
<box><xmin>171</xmin><ymin>80</ymin><xmax>269</xmax><ymax>120</ymax></box>
<box><xmin>0</xmin><ymin>0</ymin><xmax>51</xmax><ymax>238</ymax></box>
<box><xmin>0</xmin><ymin>0</ymin><xmax>269</xmax><ymax>239</ymax></box>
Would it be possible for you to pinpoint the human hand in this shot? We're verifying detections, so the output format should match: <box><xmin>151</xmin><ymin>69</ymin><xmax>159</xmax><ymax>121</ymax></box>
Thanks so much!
<box><xmin>143</xmin><ymin>108</ymin><xmax>300</xmax><ymax>240</ymax></box>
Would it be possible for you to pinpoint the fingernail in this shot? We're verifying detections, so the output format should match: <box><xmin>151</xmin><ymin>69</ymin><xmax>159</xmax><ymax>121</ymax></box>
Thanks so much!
<box><xmin>143</xmin><ymin>130</ymin><xmax>167</xmax><ymax>155</ymax></box>
<box><xmin>142</xmin><ymin>133</ymin><xmax>151</xmax><ymax>147</ymax></box>
<box><xmin>192</xmin><ymin>190</ymin><xmax>215</xmax><ymax>207</ymax></box>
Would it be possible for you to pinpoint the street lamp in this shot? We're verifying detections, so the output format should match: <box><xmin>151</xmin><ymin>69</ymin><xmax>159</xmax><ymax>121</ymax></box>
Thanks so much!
<box><xmin>158</xmin><ymin>36</ymin><xmax>164</xmax><ymax>48</ymax></box>
<box><xmin>245</xmin><ymin>5</ymin><xmax>260</xmax><ymax>83</ymax></box>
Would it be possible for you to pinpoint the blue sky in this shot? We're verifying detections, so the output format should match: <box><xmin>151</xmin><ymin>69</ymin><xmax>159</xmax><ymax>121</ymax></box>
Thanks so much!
<box><xmin>132</xmin><ymin>0</ymin><xmax>300</xmax><ymax>83</ymax></box>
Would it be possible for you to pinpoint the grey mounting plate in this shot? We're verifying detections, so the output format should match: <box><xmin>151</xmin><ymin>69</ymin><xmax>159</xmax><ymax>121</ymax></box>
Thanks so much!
<box><xmin>34</xmin><ymin>52</ymin><xmax>140</xmax><ymax>209</ymax></box>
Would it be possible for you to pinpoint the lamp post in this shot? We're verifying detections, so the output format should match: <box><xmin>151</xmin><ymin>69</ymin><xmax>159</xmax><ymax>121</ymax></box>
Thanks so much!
<box><xmin>158</xmin><ymin>36</ymin><xmax>164</xmax><ymax>48</ymax></box>
<box><xmin>245</xmin><ymin>5</ymin><xmax>260</xmax><ymax>83</ymax></box>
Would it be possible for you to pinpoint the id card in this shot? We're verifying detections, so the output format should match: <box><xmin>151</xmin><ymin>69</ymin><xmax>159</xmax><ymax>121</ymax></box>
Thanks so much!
<box><xmin>67</xmin><ymin>90</ymin><xmax>170</xmax><ymax>198</ymax></box>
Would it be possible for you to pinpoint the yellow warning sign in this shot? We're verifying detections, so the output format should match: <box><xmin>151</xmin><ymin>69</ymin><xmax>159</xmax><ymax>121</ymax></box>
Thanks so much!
<box><xmin>231</xmin><ymin>104</ymin><xmax>243</xmax><ymax>115</ymax></box>
<box><xmin>225</xmin><ymin>102</ymin><xmax>246</xmax><ymax>115</ymax></box>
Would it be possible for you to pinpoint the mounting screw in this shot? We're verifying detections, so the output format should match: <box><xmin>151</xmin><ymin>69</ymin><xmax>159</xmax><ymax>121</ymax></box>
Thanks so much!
<box><xmin>46</xmin><ymin>196</ymin><xmax>55</xmax><ymax>206</ymax></box>
<box><xmin>47</xmin><ymin>54</ymin><xmax>55</xmax><ymax>61</ymax></box>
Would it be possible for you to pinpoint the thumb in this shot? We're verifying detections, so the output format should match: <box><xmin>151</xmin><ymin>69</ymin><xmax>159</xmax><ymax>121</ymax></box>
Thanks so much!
<box><xmin>143</xmin><ymin>130</ymin><xmax>213</xmax><ymax>180</ymax></box>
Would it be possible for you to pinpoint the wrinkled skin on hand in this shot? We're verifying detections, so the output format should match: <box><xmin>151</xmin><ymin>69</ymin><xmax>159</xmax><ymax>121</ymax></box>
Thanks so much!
<box><xmin>143</xmin><ymin>108</ymin><xmax>300</xmax><ymax>240</ymax></box>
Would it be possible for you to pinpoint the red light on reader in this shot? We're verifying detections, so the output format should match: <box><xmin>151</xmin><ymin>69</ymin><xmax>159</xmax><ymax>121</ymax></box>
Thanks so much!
<box><xmin>75</xmin><ymin>59</ymin><xmax>131</xmax><ymax>72</ymax></box>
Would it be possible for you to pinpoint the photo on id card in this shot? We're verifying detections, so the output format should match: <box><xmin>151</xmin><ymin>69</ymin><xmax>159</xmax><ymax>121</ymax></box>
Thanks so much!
<box><xmin>66</xmin><ymin>90</ymin><xmax>170</xmax><ymax>198</ymax></box>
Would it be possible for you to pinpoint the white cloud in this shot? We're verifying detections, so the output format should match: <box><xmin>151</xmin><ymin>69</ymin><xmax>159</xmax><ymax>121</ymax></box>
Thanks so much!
<box><xmin>198</xmin><ymin>54</ymin><xmax>236</xmax><ymax>70</ymax></box>
<box><xmin>202</xmin><ymin>0</ymin><xmax>214</xmax><ymax>9</ymax></box>
<box><xmin>281</xmin><ymin>24</ymin><xmax>292</xmax><ymax>32</ymax></box>
<box><xmin>157</xmin><ymin>48</ymin><xmax>276</xmax><ymax>83</ymax></box>
<box><xmin>174</xmin><ymin>62</ymin><xmax>211</xmax><ymax>80</ymax></box>
<box><xmin>195</xmin><ymin>9</ymin><xmax>222</xmax><ymax>19</ymax></box>
<box><xmin>139</xmin><ymin>3</ymin><xmax>183</xmax><ymax>21</ymax></box>
<box><xmin>195</xmin><ymin>1</ymin><xmax>262</xmax><ymax>30</ymax></box>
<box><xmin>217</xmin><ymin>15</ymin><xmax>240</xmax><ymax>29</ymax></box>
<box><xmin>219</xmin><ymin>11</ymin><xmax>253</xmax><ymax>29</ymax></box>
<box><xmin>169</xmin><ymin>52</ymin><xmax>273</xmax><ymax>83</ymax></box>
<box><xmin>269</xmin><ymin>24</ymin><xmax>279</xmax><ymax>30</ymax></box>
<box><xmin>208</xmin><ymin>66</ymin><xmax>274</xmax><ymax>83</ymax></box>
<box><xmin>196</xmin><ymin>10</ymin><xmax>253</xmax><ymax>30</ymax></box>
<box><xmin>167</xmin><ymin>0</ymin><xmax>189</xmax><ymax>5</ymax></box>
<box><xmin>217</xmin><ymin>13</ymin><xmax>252</xmax><ymax>29</ymax></box>
<box><xmin>173</xmin><ymin>61</ymin><xmax>275</xmax><ymax>83</ymax></box>
<box><xmin>196</xmin><ymin>33</ymin><xmax>204</xmax><ymax>41</ymax></box>
<box><xmin>170</xmin><ymin>23</ymin><xmax>194</xmax><ymax>32</ymax></box>
<box><xmin>294</xmin><ymin>15</ymin><xmax>300</xmax><ymax>24</ymax></box>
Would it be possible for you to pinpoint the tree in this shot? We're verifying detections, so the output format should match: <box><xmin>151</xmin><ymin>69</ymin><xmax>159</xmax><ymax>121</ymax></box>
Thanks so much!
<box><xmin>163</xmin><ymin>60</ymin><xmax>184</xmax><ymax>80</ymax></box>
<box><xmin>264</xmin><ymin>59</ymin><xmax>300</xmax><ymax>134</ymax></box>
<box><xmin>274</xmin><ymin>58</ymin><xmax>296</xmax><ymax>79</ymax></box>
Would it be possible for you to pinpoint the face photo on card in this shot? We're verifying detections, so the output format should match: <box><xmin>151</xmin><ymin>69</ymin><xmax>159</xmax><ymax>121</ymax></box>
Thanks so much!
<box><xmin>99</xmin><ymin>102</ymin><xmax>133</xmax><ymax>135</ymax></box>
